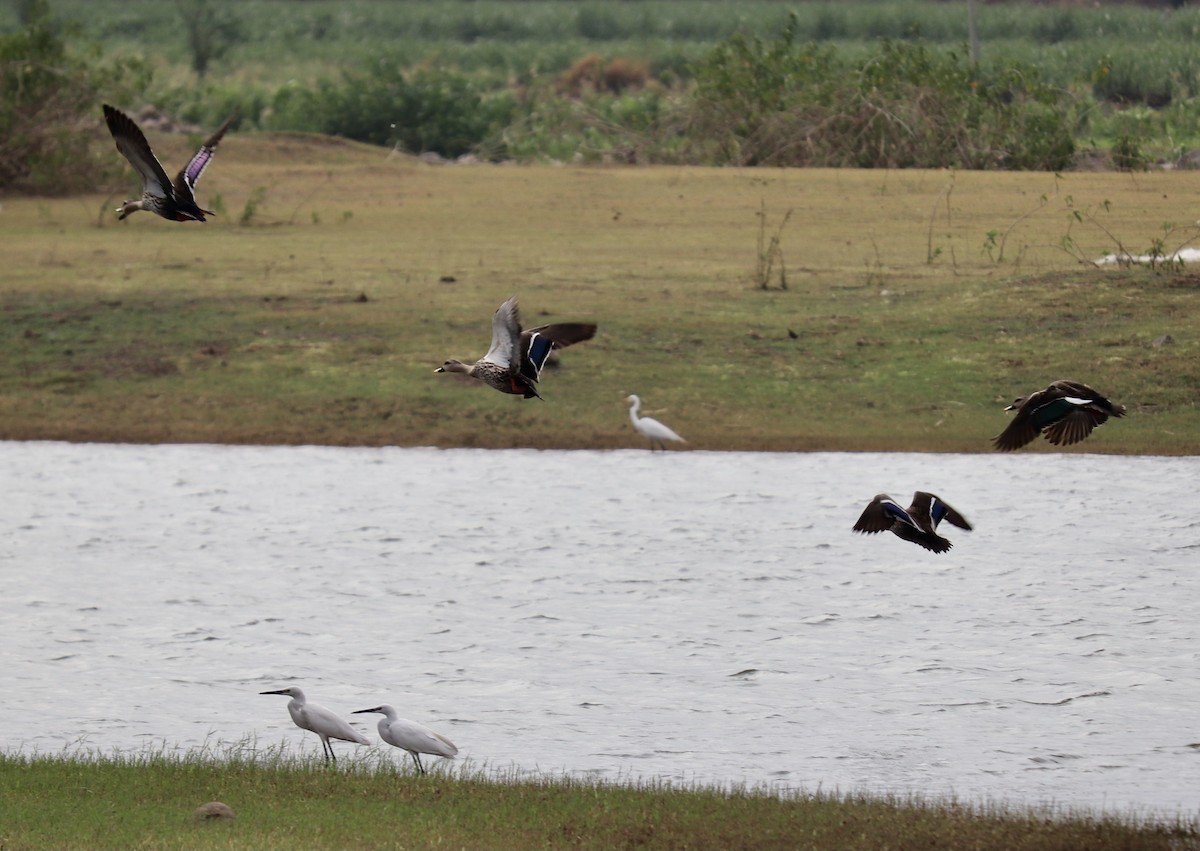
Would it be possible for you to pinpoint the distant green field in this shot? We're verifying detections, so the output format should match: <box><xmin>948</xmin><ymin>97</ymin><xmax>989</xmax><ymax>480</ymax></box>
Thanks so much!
<box><xmin>1</xmin><ymin>2</ymin><xmax>1192</xmax><ymax>91</ymax></box>
<box><xmin>9</xmin><ymin>0</ymin><xmax>1200</xmax><ymax>161</ymax></box>
<box><xmin>22</xmin><ymin>0</ymin><xmax>1200</xmax><ymax>81</ymax></box>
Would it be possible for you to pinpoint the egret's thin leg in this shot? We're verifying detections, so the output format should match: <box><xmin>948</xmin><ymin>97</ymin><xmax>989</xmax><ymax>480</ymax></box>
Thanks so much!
<box><xmin>412</xmin><ymin>752</ymin><xmax>425</xmax><ymax>775</ymax></box>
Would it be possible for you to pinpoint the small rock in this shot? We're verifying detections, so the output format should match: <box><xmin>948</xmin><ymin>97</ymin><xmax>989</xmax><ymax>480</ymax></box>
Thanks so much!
<box><xmin>1152</xmin><ymin>334</ymin><xmax>1175</xmax><ymax>348</ymax></box>
<box><xmin>194</xmin><ymin>801</ymin><xmax>235</xmax><ymax>821</ymax></box>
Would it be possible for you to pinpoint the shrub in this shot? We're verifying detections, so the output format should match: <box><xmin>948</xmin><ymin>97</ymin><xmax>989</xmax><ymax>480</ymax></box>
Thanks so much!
<box><xmin>0</xmin><ymin>1</ymin><xmax>149</xmax><ymax>193</ymax></box>
<box><xmin>265</xmin><ymin>58</ymin><xmax>515</xmax><ymax>159</ymax></box>
<box><xmin>559</xmin><ymin>54</ymin><xmax>650</xmax><ymax>97</ymax></box>
<box><xmin>1092</xmin><ymin>53</ymin><xmax>1174</xmax><ymax>107</ymax></box>
<box><xmin>679</xmin><ymin>20</ymin><xmax>1075</xmax><ymax>170</ymax></box>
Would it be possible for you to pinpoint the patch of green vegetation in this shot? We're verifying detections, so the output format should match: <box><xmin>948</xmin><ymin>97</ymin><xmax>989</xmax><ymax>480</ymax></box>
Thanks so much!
<box><xmin>6</xmin><ymin>1</ymin><xmax>1200</xmax><ymax>167</ymax></box>
<box><xmin>2</xmin><ymin>750</ymin><xmax>1195</xmax><ymax>851</ymax></box>
<box><xmin>2</xmin><ymin>147</ymin><xmax>1199</xmax><ymax>453</ymax></box>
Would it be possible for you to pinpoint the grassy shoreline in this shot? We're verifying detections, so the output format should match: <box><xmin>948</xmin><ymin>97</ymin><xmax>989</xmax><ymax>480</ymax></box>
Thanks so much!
<box><xmin>2</xmin><ymin>134</ymin><xmax>1199</xmax><ymax>454</ymax></box>
<box><xmin>3</xmin><ymin>751</ymin><xmax>1196</xmax><ymax>851</ymax></box>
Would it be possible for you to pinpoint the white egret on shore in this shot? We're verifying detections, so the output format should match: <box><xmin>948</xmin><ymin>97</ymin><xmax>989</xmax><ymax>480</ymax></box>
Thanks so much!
<box><xmin>625</xmin><ymin>394</ymin><xmax>685</xmax><ymax>450</ymax></box>
<box><xmin>353</xmin><ymin>704</ymin><xmax>458</xmax><ymax>775</ymax></box>
<box><xmin>261</xmin><ymin>686</ymin><xmax>369</xmax><ymax>764</ymax></box>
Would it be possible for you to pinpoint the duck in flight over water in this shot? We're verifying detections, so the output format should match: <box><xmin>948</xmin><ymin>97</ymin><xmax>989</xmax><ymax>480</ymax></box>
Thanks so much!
<box><xmin>992</xmin><ymin>380</ymin><xmax>1125</xmax><ymax>451</ymax></box>
<box><xmin>852</xmin><ymin>491</ymin><xmax>972</xmax><ymax>554</ymax></box>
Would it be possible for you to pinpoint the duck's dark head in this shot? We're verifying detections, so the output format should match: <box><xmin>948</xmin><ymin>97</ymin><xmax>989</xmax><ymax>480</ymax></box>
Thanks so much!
<box><xmin>115</xmin><ymin>200</ymin><xmax>142</xmax><ymax>221</ymax></box>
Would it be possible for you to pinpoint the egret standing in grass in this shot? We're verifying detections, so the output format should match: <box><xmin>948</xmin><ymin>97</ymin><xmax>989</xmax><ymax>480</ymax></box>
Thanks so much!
<box><xmin>353</xmin><ymin>704</ymin><xmax>458</xmax><ymax>775</ymax></box>
<box><xmin>260</xmin><ymin>687</ymin><xmax>369</xmax><ymax>764</ymax></box>
<box><xmin>625</xmin><ymin>394</ymin><xmax>686</xmax><ymax>450</ymax></box>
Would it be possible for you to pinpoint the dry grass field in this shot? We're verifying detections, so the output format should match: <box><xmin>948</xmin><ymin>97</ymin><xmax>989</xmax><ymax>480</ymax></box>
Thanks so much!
<box><xmin>2</xmin><ymin>130</ymin><xmax>1198</xmax><ymax>453</ymax></box>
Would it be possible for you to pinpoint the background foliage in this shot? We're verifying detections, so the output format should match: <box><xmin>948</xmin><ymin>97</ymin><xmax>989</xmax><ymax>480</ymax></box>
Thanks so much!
<box><xmin>0</xmin><ymin>0</ymin><xmax>147</xmax><ymax>192</ymax></box>
<box><xmin>4</xmin><ymin>0</ymin><xmax>1200</xmax><ymax>188</ymax></box>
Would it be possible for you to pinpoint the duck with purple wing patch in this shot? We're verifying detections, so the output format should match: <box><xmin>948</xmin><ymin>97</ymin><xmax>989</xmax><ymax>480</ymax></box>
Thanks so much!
<box><xmin>103</xmin><ymin>104</ymin><xmax>234</xmax><ymax>222</ymax></box>
<box><xmin>852</xmin><ymin>491</ymin><xmax>972</xmax><ymax>554</ymax></box>
<box><xmin>436</xmin><ymin>295</ymin><xmax>596</xmax><ymax>399</ymax></box>
<box><xmin>992</xmin><ymin>380</ymin><xmax>1125</xmax><ymax>452</ymax></box>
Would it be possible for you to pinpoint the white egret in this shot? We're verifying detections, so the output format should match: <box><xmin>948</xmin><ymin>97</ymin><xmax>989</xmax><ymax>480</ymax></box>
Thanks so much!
<box><xmin>625</xmin><ymin>394</ymin><xmax>685</xmax><ymax>450</ymax></box>
<box><xmin>353</xmin><ymin>704</ymin><xmax>458</xmax><ymax>775</ymax></box>
<box><xmin>260</xmin><ymin>686</ymin><xmax>369</xmax><ymax>764</ymax></box>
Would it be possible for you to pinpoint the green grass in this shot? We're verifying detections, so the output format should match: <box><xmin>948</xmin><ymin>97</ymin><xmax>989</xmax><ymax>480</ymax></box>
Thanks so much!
<box><xmin>3</xmin><ymin>132</ymin><xmax>1200</xmax><ymax>453</ymax></box>
<box><xmin>2</xmin><ymin>750</ymin><xmax>1196</xmax><ymax>851</ymax></box>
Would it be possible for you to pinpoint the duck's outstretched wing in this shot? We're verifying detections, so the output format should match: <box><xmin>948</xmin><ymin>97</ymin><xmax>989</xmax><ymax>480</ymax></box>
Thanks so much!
<box><xmin>103</xmin><ymin>104</ymin><xmax>174</xmax><ymax>201</ymax></box>
<box><xmin>481</xmin><ymin>296</ymin><xmax>522</xmax><ymax>369</ymax></box>
<box><xmin>171</xmin><ymin>113</ymin><xmax>235</xmax><ymax>202</ymax></box>
<box><xmin>992</xmin><ymin>387</ymin><xmax>1053</xmax><ymax>452</ymax></box>
<box><xmin>527</xmin><ymin>322</ymin><xmax>597</xmax><ymax>349</ymax></box>
<box><xmin>917</xmin><ymin>491</ymin><xmax>972</xmax><ymax>531</ymax></box>
<box><xmin>1042</xmin><ymin>409</ymin><xmax>1100</xmax><ymax>446</ymax></box>
<box><xmin>853</xmin><ymin>494</ymin><xmax>916</xmax><ymax>534</ymax></box>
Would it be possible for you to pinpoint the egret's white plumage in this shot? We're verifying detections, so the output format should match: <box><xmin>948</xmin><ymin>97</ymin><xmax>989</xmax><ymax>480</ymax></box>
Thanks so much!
<box><xmin>353</xmin><ymin>704</ymin><xmax>458</xmax><ymax>775</ymax></box>
<box><xmin>261</xmin><ymin>686</ymin><xmax>369</xmax><ymax>764</ymax></box>
<box><xmin>626</xmin><ymin>394</ymin><xmax>685</xmax><ymax>450</ymax></box>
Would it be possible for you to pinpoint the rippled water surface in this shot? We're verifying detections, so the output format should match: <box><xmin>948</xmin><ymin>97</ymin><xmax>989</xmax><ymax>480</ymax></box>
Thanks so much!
<box><xmin>3</xmin><ymin>442</ymin><xmax>1199</xmax><ymax>815</ymax></box>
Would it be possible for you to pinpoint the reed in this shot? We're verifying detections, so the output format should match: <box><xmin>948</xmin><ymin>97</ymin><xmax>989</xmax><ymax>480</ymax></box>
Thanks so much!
<box><xmin>1</xmin><ymin>749</ymin><xmax>1194</xmax><ymax>851</ymax></box>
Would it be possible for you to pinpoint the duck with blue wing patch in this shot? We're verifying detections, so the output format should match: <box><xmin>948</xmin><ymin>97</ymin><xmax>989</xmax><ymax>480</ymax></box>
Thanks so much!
<box><xmin>437</xmin><ymin>296</ymin><xmax>596</xmax><ymax>399</ymax></box>
<box><xmin>853</xmin><ymin>491</ymin><xmax>972</xmax><ymax>554</ymax></box>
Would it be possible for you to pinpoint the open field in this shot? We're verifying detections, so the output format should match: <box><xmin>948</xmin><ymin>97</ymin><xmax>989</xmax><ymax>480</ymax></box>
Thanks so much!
<box><xmin>3</xmin><ymin>751</ymin><xmax>1197</xmax><ymax>851</ymax></box>
<box><xmin>2</xmin><ymin>131</ymin><xmax>1199</xmax><ymax>452</ymax></box>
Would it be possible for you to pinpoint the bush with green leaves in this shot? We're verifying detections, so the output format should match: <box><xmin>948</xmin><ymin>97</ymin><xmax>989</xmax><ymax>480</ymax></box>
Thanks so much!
<box><xmin>0</xmin><ymin>1</ymin><xmax>148</xmax><ymax>193</ymax></box>
<box><xmin>266</xmin><ymin>58</ymin><xmax>514</xmax><ymax>159</ymax></box>
<box><xmin>502</xmin><ymin>85</ymin><xmax>670</xmax><ymax>163</ymax></box>
<box><xmin>678</xmin><ymin>17</ymin><xmax>1075</xmax><ymax>170</ymax></box>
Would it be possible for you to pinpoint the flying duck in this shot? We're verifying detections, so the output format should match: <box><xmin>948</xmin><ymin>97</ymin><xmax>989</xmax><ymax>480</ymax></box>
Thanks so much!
<box><xmin>852</xmin><ymin>491</ymin><xmax>972</xmax><ymax>554</ymax></box>
<box><xmin>992</xmin><ymin>380</ymin><xmax>1125</xmax><ymax>451</ymax></box>
<box><xmin>436</xmin><ymin>296</ymin><xmax>596</xmax><ymax>399</ymax></box>
<box><xmin>103</xmin><ymin>104</ymin><xmax>234</xmax><ymax>222</ymax></box>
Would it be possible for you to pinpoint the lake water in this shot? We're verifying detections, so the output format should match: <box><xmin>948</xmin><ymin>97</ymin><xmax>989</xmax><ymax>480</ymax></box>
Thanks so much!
<box><xmin>3</xmin><ymin>441</ymin><xmax>1199</xmax><ymax>817</ymax></box>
